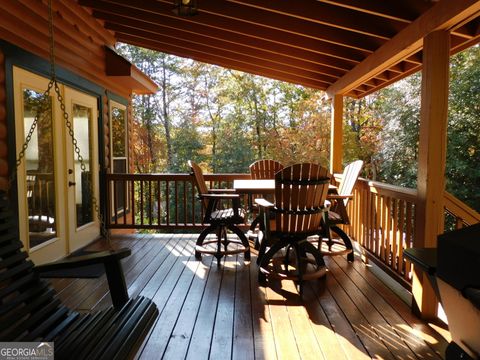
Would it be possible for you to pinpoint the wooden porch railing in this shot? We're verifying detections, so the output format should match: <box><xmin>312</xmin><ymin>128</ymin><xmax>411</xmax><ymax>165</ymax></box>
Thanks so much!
<box><xmin>106</xmin><ymin>173</ymin><xmax>480</xmax><ymax>286</ymax></box>
<box><xmin>341</xmin><ymin>177</ymin><xmax>480</xmax><ymax>287</ymax></box>
<box><xmin>105</xmin><ymin>173</ymin><xmax>251</xmax><ymax>229</ymax></box>
<box><xmin>340</xmin><ymin>178</ymin><xmax>418</xmax><ymax>286</ymax></box>
<box><xmin>444</xmin><ymin>191</ymin><xmax>480</xmax><ymax>229</ymax></box>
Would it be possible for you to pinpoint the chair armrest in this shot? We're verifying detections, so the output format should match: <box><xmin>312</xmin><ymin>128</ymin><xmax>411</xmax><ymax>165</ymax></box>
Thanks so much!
<box><xmin>35</xmin><ymin>248</ymin><xmax>131</xmax><ymax>309</ymax></box>
<box><xmin>327</xmin><ymin>194</ymin><xmax>353</xmax><ymax>200</ymax></box>
<box><xmin>255</xmin><ymin>198</ymin><xmax>274</xmax><ymax>208</ymax></box>
<box><xmin>209</xmin><ymin>188</ymin><xmax>236</xmax><ymax>193</ymax></box>
<box><xmin>34</xmin><ymin>248</ymin><xmax>131</xmax><ymax>272</ymax></box>
<box><xmin>200</xmin><ymin>193</ymin><xmax>240</xmax><ymax>199</ymax></box>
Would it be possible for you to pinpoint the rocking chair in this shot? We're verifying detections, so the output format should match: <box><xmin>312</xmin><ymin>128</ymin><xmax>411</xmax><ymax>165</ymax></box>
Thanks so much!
<box><xmin>189</xmin><ymin>161</ymin><xmax>250</xmax><ymax>265</ymax></box>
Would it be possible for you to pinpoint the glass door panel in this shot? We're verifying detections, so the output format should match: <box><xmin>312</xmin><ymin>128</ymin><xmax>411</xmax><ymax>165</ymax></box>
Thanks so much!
<box><xmin>65</xmin><ymin>88</ymin><xmax>99</xmax><ymax>252</ymax></box>
<box><xmin>72</xmin><ymin>104</ymin><xmax>93</xmax><ymax>228</ymax></box>
<box><xmin>23</xmin><ymin>89</ymin><xmax>57</xmax><ymax>248</ymax></box>
<box><xmin>14</xmin><ymin>66</ymin><xmax>67</xmax><ymax>264</ymax></box>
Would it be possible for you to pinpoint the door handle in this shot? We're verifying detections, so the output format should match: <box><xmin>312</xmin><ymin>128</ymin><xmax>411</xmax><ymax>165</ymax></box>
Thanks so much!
<box><xmin>68</xmin><ymin>181</ymin><xmax>76</xmax><ymax>187</ymax></box>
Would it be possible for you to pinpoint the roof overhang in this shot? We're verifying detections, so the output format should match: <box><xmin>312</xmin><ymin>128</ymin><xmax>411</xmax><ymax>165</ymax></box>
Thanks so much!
<box><xmin>105</xmin><ymin>46</ymin><xmax>158</xmax><ymax>94</ymax></box>
<box><xmin>81</xmin><ymin>0</ymin><xmax>480</xmax><ymax>98</ymax></box>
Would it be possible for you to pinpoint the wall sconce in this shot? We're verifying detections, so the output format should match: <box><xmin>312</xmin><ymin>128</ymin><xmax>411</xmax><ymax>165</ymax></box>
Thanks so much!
<box><xmin>173</xmin><ymin>0</ymin><xmax>198</xmax><ymax>16</ymax></box>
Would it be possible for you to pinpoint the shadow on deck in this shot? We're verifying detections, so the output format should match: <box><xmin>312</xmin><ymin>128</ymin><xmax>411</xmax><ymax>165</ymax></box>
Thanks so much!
<box><xmin>49</xmin><ymin>233</ymin><xmax>450</xmax><ymax>360</ymax></box>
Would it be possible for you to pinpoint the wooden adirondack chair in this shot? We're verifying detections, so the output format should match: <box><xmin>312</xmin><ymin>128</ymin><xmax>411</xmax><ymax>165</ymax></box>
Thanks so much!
<box><xmin>189</xmin><ymin>161</ymin><xmax>250</xmax><ymax>265</ymax></box>
<box><xmin>0</xmin><ymin>192</ymin><xmax>158</xmax><ymax>359</ymax></box>
<box><xmin>256</xmin><ymin>163</ymin><xmax>330</xmax><ymax>297</ymax></box>
<box><xmin>247</xmin><ymin>159</ymin><xmax>284</xmax><ymax>248</ymax></box>
<box><xmin>249</xmin><ymin>159</ymin><xmax>284</xmax><ymax>180</ymax></box>
<box><xmin>320</xmin><ymin>160</ymin><xmax>363</xmax><ymax>262</ymax></box>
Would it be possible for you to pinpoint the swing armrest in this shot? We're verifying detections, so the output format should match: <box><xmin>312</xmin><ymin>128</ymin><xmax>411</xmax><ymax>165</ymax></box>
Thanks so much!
<box><xmin>35</xmin><ymin>248</ymin><xmax>131</xmax><ymax>308</ymax></box>
<box><xmin>34</xmin><ymin>248</ymin><xmax>131</xmax><ymax>272</ymax></box>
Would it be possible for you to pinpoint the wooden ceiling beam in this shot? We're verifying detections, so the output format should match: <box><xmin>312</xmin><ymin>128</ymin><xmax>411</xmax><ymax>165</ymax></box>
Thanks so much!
<box><xmin>107</xmin><ymin>23</ymin><xmax>337</xmax><ymax>84</ymax></box>
<box><xmin>327</xmin><ymin>0</ymin><xmax>480</xmax><ymax>96</ymax></box>
<box><xmin>158</xmin><ymin>0</ymin><xmax>384</xmax><ymax>51</ymax></box>
<box><xmin>225</xmin><ymin>0</ymin><xmax>402</xmax><ymax>39</ymax></box>
<box><xmin>317</xmin><ymin>0</ymin><xmax>430</xmax><ymax>23</ymax></box>
<box><xmin>116</xmin><ymin>33</ymin><xmax>330</xmax><ymax>90</ymax></box>
<box><xmin>81</xmin><ymin>0</ymin><xmax>360</xmax><ymax>70</ymax></box>
<box><xmin>327</xmin><ymin>0</ymin><xmax>473</xmax><ymax>41</ymax></box>
<box><xmin>97</xmin><ymin>11</ymin><xmax>346</xmax><ymax>79</ymax></box>
<box><xmin>79</xmin><ymin>0</ymin><xmax>369</xmax><ymax>61</ymax></box>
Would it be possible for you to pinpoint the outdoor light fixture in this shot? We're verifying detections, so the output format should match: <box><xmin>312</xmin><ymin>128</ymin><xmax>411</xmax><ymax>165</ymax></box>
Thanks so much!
<box><xmin>173</xmin><ymin>0</ymin><xmax>198</xmax><ymax>16</ymax></box>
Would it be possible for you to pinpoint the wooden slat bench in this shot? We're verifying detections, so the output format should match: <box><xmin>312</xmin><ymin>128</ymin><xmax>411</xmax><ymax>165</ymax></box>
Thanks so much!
<box><xmin>0</xmin><ymin>193</ymin><xmax>158</xmax><ymax>359</ymax></box>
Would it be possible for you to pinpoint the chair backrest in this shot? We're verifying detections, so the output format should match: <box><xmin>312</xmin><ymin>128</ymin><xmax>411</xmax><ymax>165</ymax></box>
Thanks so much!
<box><xmin>249</xmin><ymin>159</ymin><xmax>284</xmax><ymax>179</ymax></box>
<box><xmin>188</xmin><ymin>160</ymin><xmax>209</xmax><ymax>210</ymax></box>
<box><xmin>273</xmin><ymin>163</ymin><xmax>330</xmax><ymax>234</ymax></box>
<box><xmin>338</xmin><ymin>160</ymin><xmax>363</xmax><ymax>204</ymax></box>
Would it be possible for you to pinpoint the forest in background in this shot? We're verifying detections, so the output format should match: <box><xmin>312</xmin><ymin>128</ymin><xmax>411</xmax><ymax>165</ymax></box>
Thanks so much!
<box><xmin>117</xmin><ymin>44</ymin><xmax>479</xmax><ymax>212</ymax></box>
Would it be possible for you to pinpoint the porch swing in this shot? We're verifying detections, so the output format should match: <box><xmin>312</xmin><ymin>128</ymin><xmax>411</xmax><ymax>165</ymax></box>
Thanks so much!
<box><xmin>0</xmin><ymin>1</ymin><xmax>158</xmax><ymax>355</ymax></box>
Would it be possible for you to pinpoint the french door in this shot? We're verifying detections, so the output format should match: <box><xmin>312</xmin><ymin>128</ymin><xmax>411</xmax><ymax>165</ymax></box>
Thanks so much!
<box><xmin>13</xmin><ymin>67</ymin><xmax>100</xmax><ymax>264</ymax></box>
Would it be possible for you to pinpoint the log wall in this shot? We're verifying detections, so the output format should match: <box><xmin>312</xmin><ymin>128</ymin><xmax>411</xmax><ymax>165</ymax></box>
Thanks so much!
<box><xmin>0</xmin><ymin>1</ymin><xmax>152</xmax><ymax>175</ymax></box>
<box><xmin>0</xmin><ymin>0</ymin><xmax>130</xmax><ymax>98</ymax></box>
<box><xmin>0</xmin><ymin>49</ymin><xmax>7</xmax><ymax>190</ymax></box>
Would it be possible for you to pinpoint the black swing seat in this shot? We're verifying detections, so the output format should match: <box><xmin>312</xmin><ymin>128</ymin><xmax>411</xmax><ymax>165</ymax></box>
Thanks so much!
<box><xmin>0</xmin><ymin>193</ymin><xmax>158</xmax><ymax>360</ymax></box>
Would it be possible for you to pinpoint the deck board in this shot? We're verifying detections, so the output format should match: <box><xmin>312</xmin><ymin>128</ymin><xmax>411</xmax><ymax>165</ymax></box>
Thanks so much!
<box><xmin>48</xmin><ymin>233</ymin><xmax>449</xmax><ymax>360</ymax></box>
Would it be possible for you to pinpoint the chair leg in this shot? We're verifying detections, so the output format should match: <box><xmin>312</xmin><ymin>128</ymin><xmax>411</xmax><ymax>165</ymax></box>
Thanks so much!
<box><xmin>227</xmin><ymin>224</ymin><xmax>251</xmax><ymax>261</ymax></box>
<box><xmin>215</xmin><ymin>227</ymin><xmax>224</xmax><ymax>266</ymax></box>
<box><xmin>258</xmin><ymin>239</ymin><xmax>289</xmax><ymax>283</ymax></box>
<box><xmin>293</xmin><ymin>242</ymin><xmax>304</xmax><ymax>298</ymax></box>
<box><xmin>302</xmin><ymin>241</ymin><xmax>326</xmax><ymax>269</ymax></box>
<box><xmin>331</xmin><ymin>226</ymin><xmax>354</xmax><ymax>262</ymax></box>
<box><xmin>249</xmin><ymin>216</ymin><xmax>261</xmax><ymax>250</ymax></box>
<box><xmin>196</xmin><ymin>224</ymin><xmax>217</xmax><ymax>260</ymax></box>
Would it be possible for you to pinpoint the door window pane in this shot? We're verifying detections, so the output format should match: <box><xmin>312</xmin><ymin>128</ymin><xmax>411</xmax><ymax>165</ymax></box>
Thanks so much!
<box><xmin>111</xmin><ymin>104</ymin><xmax>128</xmax><ymax>214</ymax></box>
<box><xmin>23</xmin><ymin>89</ymin><xmax>56</xmax><ymax>247</ymax></box>
<box><xmin>111</xmin><ymin>107</ymin><xmax>126</xmax><ymax>157</ymax></box>
<box><xmin>73</xmin><ymin>104</ymin><xmax>93</xmax><ymax>227</ymax></box>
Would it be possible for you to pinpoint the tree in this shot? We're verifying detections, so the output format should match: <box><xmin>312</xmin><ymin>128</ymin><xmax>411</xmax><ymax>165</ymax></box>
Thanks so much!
<box><xmin>446</xmin><ymin>45</ymin><xmax>480</xmax><ymax>210</ymax></box>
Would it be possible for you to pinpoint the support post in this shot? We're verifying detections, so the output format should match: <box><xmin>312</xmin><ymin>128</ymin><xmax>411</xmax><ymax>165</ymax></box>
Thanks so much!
<box><xmin>330</xmin><ymin>94</ymin><xmax>343</xmax><ymax>174</ymax></box>
<box><xmin>413</xmin><ymin>30</ymin><xmax>450</xmax><ymax>319</ymax></box>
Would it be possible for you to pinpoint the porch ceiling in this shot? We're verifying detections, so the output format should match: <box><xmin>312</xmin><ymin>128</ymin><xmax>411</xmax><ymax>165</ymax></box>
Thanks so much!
<box><xmin>78</xmin><ymin>0</ymin><xmax>480</xmax><ymax>98</ymax></box>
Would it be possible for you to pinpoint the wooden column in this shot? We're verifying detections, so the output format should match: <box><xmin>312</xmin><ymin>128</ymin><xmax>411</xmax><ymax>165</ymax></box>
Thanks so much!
<box><xmin>330</xmin><ymin>94</ymin><xmax>343</xmax><ymax>174</ymax></box>
<box><xmin>413</xmin><ymin>30</ymin><xmax>450</xmax><ymax>319</ymax></box>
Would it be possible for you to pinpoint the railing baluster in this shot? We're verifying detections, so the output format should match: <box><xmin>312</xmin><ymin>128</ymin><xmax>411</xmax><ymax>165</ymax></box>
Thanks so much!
<box><xmin>157</xmin><ymin>180</ymin><xmax>161</xmax><ymax>226</ymax></box>
<box><xmin>404</xmin><ymin>202</ymin><xmax>413</xmax><ymax>280</ymax></box>
<box><xmin>174</xmin><ymin>180</ymin><xmax>178</xmax><ymax>226</ymax></box>
<box><xmin>166</xmin><ymin>181</ymin><xmax>170</xmax><ymax>226</ymax></box>
<box><xmin>113</xmin><ymin>180</ymin><xmax>118</xmax><ymax>225</ymax></box>
<box><xmin>384</xmin><ymin>196</ymin><xmax>391</xmax><ymax>264</ymax></box>
<box><xmin>131</xmin><ymin>179</ymin><xmax>135</xmax><ymax>226</ymax></box>
<box><xmin>183</xmin><ymin>181</ymin><xmax>187</xmax><ymax>226</ymax></box>
<box><xmin>191</xmin><ymin>180</ymin><xmax>196</xmax><ymax>225</ymax></box>
<box><xmin>391</xmin><ymin>198</ymin><xmax>398</xmax><ymax>272</ymax></box>
<box><xmin>123</xmin><ymin>178</ymin><xmax>127</xmax><ymax>226</ymax></box>
<box><xmin>140</xmin><ymin>180</ymin><xmax>144</xmax><ymax>226</ymax></box>
<box><xmin>106</xmin><ymin>177</ymin><xmax>112</xmax><ymax>228</ymax></box>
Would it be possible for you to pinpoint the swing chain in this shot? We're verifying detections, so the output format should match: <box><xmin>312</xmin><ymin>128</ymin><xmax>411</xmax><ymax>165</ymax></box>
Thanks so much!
<box><xmin>11</xmin><ymin>0</ymin><xmax>111</xmax><ymax>247</ymax></box>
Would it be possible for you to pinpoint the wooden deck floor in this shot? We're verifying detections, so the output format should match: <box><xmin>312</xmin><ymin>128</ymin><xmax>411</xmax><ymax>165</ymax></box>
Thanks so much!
<box><xmin>49</xmin><ymin>233</ymin><xmax>449</xmax><ymax>360</ymax></box>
